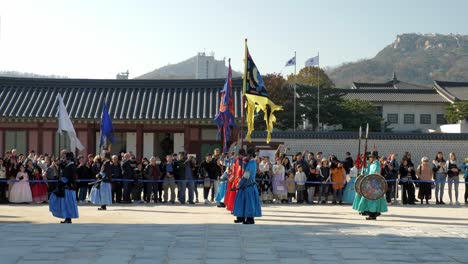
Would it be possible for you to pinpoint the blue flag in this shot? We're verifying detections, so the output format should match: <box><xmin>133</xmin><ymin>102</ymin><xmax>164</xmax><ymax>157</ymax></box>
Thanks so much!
<box><xmin>99</xmin><ymin>102</ymin><xmax>115</xmax><ymax>149</ymax></box>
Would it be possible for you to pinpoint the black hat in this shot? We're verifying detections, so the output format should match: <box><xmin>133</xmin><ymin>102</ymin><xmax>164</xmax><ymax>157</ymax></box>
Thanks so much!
<box><xmin>65</xmin><ymin>152</ymin><xmax>74</xmax><ymax>160</ymax></box>
<box><xmin>246</xmin><ymin>148</ymin><xmax>256</xmax><ymax>157</ymax></box>
<box><xmin>238</xmin><ymin>149</ymin><xmax>246</xmax><ymax>156</ymax></box>
<box><xmin>104</xmin><ymin>152</ymin><xmax>111</xmax><ymax>160</ymax></box>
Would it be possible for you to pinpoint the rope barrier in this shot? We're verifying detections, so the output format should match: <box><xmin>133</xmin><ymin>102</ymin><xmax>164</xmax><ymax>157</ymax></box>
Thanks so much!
<box><xmin>0</xmin><ymin>178</ymin><xmax>466</xmax><ymax>184</ymax></box>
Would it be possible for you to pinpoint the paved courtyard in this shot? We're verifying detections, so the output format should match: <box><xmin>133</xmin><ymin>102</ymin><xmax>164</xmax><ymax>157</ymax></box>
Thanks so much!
<box><xmin>1</xmin><ymin>202</ymin><xmax>467</xmax><ymax>264</ymax></box>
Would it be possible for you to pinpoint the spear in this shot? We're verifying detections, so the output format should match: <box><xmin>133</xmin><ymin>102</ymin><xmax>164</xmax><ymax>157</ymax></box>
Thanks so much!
<box><xmin>361</xmin><ymin>123</ymin><xmax>369</xmax><ymax>176</ymax></box>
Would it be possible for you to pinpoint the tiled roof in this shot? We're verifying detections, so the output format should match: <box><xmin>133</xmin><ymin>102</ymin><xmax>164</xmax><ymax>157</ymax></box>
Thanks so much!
<box><xmin>342</xmin><ymin>89</ymin><xmax>449</xmax><ymax>103</ymax></box>
<box><xmin>0</xmin><ymin>77</ymin><xmax>243</xmax><ymax>121</ymax></box>
<box><xmin>434</xmin><ymin>80</ymin><xmax>468</xmax><ymax>102</ymax></box>
<box><xmin>352</xmin><ymin>80</ymin><xmax>431</xmax><ymax>90</ymax></box>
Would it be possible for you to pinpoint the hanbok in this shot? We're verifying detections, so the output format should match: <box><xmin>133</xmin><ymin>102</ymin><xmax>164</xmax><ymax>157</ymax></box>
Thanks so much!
<box><xmin>31</xmin><ymin>173</ymin><xmax>48</xmax><ymax>203</ymax></box>
<box><xmin>233</xmin><ymin>160</ymin><xmax>262</xmax><ymax>218</ymax></box>
<box><xmin>355</xmin><ymin>161</ymin><xmax>388</xmax><ymax>214</ymax></box>
<box><xmin>90</xmin><ymin>172</ymin><xmax>113</xmax><ymax>206</ymax></box>
<box><xmin>9</xmin><ymin>172</ymin><xmax>33</xmax><ymax>203</ymax></box>
<box><xmin>215</xmin><ymin>171</ymin><xmax>228</xmax><ymax>203</ymax></box>
<box><xmin>272</xmin><ymin>165</ymin><xmax>287</xmax><ymax>201</ymax></box>
<box><xmin>343</xmin><ymin>167</ymin><xmax>358</xmax><ymax>204</ymax></box>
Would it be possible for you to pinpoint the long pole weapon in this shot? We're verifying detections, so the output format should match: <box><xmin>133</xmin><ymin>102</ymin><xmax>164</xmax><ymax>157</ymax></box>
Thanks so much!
<box><xmin>361</xmin><ymin>123</ymin><xmax>369</xmax><ymax>176</ymax></box>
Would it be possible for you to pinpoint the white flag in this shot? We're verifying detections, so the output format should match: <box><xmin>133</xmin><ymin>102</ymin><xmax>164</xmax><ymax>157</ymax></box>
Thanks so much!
<box><xmin>285</xmin><ymin>56</ymin><xmax>296</xmax><ymax>67</ymax></box>
<box><xmin>305</xmin><ymin>55</ymin><xmax>319</xmax><ymax>67</ymax></box>
<box><xmin>57</xmin><ymin>94</ymin><xmax>84</xmax><ymax>151</ymax></box>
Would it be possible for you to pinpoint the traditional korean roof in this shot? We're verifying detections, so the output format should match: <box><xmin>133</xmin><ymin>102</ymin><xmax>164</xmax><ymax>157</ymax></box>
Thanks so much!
<box><xmin>433</xmin><ymin>80</ymin><xmax>468</xmax><ymax>102</ymax></box>
<box><xmin>342</xmin><ymin>89</ymin><xmax>450</xmax><ymax>103</ymax></box>
<box><xmin>351</xmin><ymin>73</ymin><xmax>431</xmax><ymax>90</ymax></box>
<box><xmin>0</xmin><ymin>77</ymin><xmax>243</xmax><ymax>122</ymax></box>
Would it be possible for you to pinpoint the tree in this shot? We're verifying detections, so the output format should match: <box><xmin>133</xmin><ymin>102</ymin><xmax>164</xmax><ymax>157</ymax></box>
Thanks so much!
<box><xmin>338</xmin><ymin>99</ymin><xmax>383</xmax><ymax>131</ymax></box>
<box><xmin>295</xmin><ymin>84</ymin><xmax>345</xmax><ymax>131</ymax></box>
<box><xmin>287</xmin><ymin>66</ymin><xmax>335</xmax><ymax>88</ymax></box>
<box><xmin>445</xmin><ymin>102</ymin><xmax>468</xmax><ymax>124</ymax></box>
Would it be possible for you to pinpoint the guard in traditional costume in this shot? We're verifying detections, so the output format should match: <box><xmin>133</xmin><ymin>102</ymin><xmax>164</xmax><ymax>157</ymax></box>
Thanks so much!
<box><xmin>90</xmin><ymin>152</ymin><xmax>113</xmax><ymax>210</ymax></box>
<box><xmin>232</xmin><ymin>149</ymin><xmax>262</xmax><ymax>224</ymax></box>
<box><xmin>225</xmin><ymin>149</ymin><xmax>246</xmax><ymax>212</ymax></box>
<box><xmin>49</xmin><ymin>152</ymin><xmax>79</xmax><ymax>224</ymax></box>
<box><xmin>354</xmin><ymin>153</ymin><xmax>388</xmax><ymax>220</ymax></box>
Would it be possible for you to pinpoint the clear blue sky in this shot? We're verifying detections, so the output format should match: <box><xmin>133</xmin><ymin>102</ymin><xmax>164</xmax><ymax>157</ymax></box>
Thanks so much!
<box><xmin>0</xmin><ymin>0</ymin><xmax>467</xmax><ymax>79</ymax></box>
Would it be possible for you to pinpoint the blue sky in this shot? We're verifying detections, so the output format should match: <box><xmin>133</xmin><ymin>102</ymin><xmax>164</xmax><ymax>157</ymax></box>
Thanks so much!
<box><xmin>0</xmin><ymin>0</ymin><xmax>467</xmax><ymax>79</ymax></box>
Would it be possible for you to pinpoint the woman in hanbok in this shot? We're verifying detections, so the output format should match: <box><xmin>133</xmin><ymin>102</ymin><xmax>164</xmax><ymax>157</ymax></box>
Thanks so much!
<box><xmin>343</xmin><ymin>162</ymin><xmax>359</xmax><ymax>204</ymax></box>
<box><xmin>49</xmin><ymin>152</ymin><xmax>79</xmax><ymax>223</ymax></box>
<box><xmin>90</xmin><ymin>153</ymin><xmax>113</xmax><ymax>210</ymax></box>
<box><xmin>232</xmin><ymin>149</ymin><xmax>262</xmax><ymax>224</ymax></box>
<box><xmin>272</xmin><ymin>158</ymin><xmax>287</xmax><ymax>203</ymax></box>
<box><xmin>354</xmin><ymin>153</ymin><xmax>388</xmax><ymax>220</ymax></box>
<box><xmin>215</xmin><ymin>170</ymin><xmax>229</xmax><ymax>207</ymax></box>
<box><xmin>31</xmin><ymin>167</ymin><xmax>48</xmax><ymax>203</ymax></box>
<box><xmin>9</xmin><ymin>165</ymin><xmax>33</xmax><ymax>203</ymax></box>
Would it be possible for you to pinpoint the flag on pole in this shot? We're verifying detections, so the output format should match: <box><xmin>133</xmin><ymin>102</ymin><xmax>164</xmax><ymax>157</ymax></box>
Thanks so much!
<box><xmin>214</xmin><ymin>59</ymin><xmax>237</xmax><ymax>153</ymax></box>
<box><xmin>243</xmin><ymin>41</ymin><xmax>282</xmax><ymax>143</ymax></box>
<box><xmin>305</xmin><ymin>55</ymin><xmax>319</xmax><ymax>67</ymax></box>
<box><xmin>285</xmin><ymin>56</ymin><xmax>296</xmax><ymax>67</ymax></box>
<box><xmin>57</xmin><ymin>94</ymin><xmax>84</xmax><ymax>152</ymax></box>
<box><xmin>99</xmin><ymin>102</ymin><xmax>116</xmax><ymax>151</ymax></box>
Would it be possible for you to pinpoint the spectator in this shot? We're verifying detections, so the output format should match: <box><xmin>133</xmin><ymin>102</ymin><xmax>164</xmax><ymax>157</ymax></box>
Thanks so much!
<box><xmin>9</xmin><ymin>165</ymin><xmax>33</xmax><ymax>203</ymax></box>
<box><xmin>272</xmin><ymin>158</ymin><xmax>287</xmax><ymax>203</ymax></box>
<box><xmin>447</xmin><ymin>152</ymin><xmax>460</xmax><ymax>205</ymax></box>
<box><xmin>121</xmin><ymin>153</ymin><xmax>134</xmax><ymax>203</ymax></box>
<box><xmin>0</xmin><ymin>158</ymin><xmax>7</xmax><ymax>203</ymax></box>
<box><xmin>416</xmin><ymin>157</ymin><xmax>433</xmax><ymax>204</ymax></box>
<box><xmin>399</xmin><ymin>159</ymin><xmax>417</xmax><ymax>205</ymax></box>
<box><xmin>200</xmin><ymin>153</ymin><xmax>218</xmax><ymax>204</ymax></box>
<box><xmin>331</xmin><ymin>161</ymin><xmax>346</xmax><ymax>205</ymax></box>
<box><xmin>317</xmin><ymin>159</ymin><xmax>331</xmax><ymax>204</ymax></box>
<box><xmin>176</xmin><ymin>152</ymin><xmax>187</xmax><ymax>204</ymax></box>
<box><xmin>295</xmin><ymin>165</ymin><xmax>307</xmax><ymax>203</ymax></box>
<box><xmin>76</xmin><ymin>155</ymin><xmax>93</xmax><ymax>203</ymax></box>
<box><xmin>433</xmin><ymin>152</ymin><xmax>447</xmax><ymax>204</ymax></box>
<box><xmin>286</xmin><ymin>171</ymin><xmax>296</xmax><ymax>204</ymax></box>
<box><xmin>110</xmin><ymin>155</ymin><xmax>123</xmax><ymax>203</ymax></box>
<box><xmin>161</xmin><ymin>155</ymin><xmax>177</xmax><ymax>204</ymax></box>
<box><xmin>144</xmin><ymin>157</ymin><xmax>160</xmax><ymax>203</ymax></box>
<box><xmin>343</xmin><ymin>152</ymin><xmax>354</xmax><ymax>174</ymax></box>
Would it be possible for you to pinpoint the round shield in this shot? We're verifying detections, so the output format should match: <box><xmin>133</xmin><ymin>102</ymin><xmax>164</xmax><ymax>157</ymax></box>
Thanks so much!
<box><xmin>360</xmin><ymin>174</ymin><xmax>387</xmax><ymax>200</ymax></box>
<box><xmin>354</xmin><ymin>175</ymin><xmax>364</xmax><ymax>196</ymax></box>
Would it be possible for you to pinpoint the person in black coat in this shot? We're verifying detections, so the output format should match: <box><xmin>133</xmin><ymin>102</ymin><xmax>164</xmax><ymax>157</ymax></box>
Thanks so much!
<box><xmin>121</xmin><ymin>153</ymin><xmax>134</xmax><ymax>203</ymax></box>
<box><xmin>399</xmin><ymin>158</ymin><xmax>417</xmax><ymax>205</ymax></box>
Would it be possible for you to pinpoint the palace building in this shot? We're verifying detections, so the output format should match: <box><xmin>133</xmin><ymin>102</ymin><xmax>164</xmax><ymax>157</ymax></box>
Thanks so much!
<box><xmin>0</xmin><ymin>77</ymin><xmax>243</xmax><ymax>159</ymax></box>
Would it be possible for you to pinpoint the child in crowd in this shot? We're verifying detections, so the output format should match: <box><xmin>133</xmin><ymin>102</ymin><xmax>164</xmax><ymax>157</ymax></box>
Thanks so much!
<box><xmin>31</xmin><ymin>167</ymin><xmax>48</xmax><ymax>203</ymax></box>
<box><xmin>295</xmin><ymin>165</ymin><xmax>307</xmax><ymax>203</ymax></box>
<box><xmin>286</xmin><ymin>171</ymin><xmax>296</xmax><ymax>204</ymax></box>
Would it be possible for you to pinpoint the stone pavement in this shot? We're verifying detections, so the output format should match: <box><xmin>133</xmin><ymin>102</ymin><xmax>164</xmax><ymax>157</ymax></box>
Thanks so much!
<box><xmin>1</xmin><ymin>203</ymin><xmax>468</xmax><ymax>264</ymax></box>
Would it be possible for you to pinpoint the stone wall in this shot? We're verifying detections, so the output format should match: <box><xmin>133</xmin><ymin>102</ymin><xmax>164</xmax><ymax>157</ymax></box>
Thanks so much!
<box><xmin>251</xmin><ymin>132</ymin><xmax>468</xmax><ymax>164</ymax></box>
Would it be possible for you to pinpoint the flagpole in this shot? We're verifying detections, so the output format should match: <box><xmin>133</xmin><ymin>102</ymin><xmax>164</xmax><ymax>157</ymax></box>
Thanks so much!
<box><xmin>317</xmin><ymin>51</ymin><xmax>320</xmax><ymax>132</ymax></box>
<box><xmin>241</xmin><ymin>38</ymin><xmax>248</xmax><ymax>150</ymax></box>
<box><xmin>293</xmin><ymin>51</ymin><xmax>296</xmax><ymax>131</ymax></box>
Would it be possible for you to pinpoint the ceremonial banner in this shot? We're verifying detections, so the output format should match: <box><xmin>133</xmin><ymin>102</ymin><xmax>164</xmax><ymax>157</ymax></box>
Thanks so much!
<box><xmin>214</xmin><ymin>60</ymin><xmax>237</xmax><ymax>152</ymax></box>
<box><xmin>243</xmin><ymin>41</ymin><xmax>282</xmax><ymax>143</ymax></box>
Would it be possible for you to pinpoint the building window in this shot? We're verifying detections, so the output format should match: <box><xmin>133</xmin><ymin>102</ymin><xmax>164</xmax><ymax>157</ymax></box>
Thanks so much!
<box><xmin>437</xmin><ymin>114</ymin><xmax>447</xmax><ymax>124</ymax></box>
<box><xmin>375</xmin><ymin>106</ymin><xmax>383</xmax><ymax>118</ymax></box>
<box><xmin>420</xmin><ymin>114</ymin><xmax>431</xmax><ymax>124</ymax></box>
<box><xmin>404</xmin><ymin>114</ymin><xmax>415</xmax><ymax>124</ymax></box>
<box><xmin>5</xmin><ymin>131</ymin><xmax>27</xmax><ymax>155</ymax></box>
<box><xmin>387</xmin><ymin>114</ymin><xmax>398</xmax><ymax>124</ymax></box>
